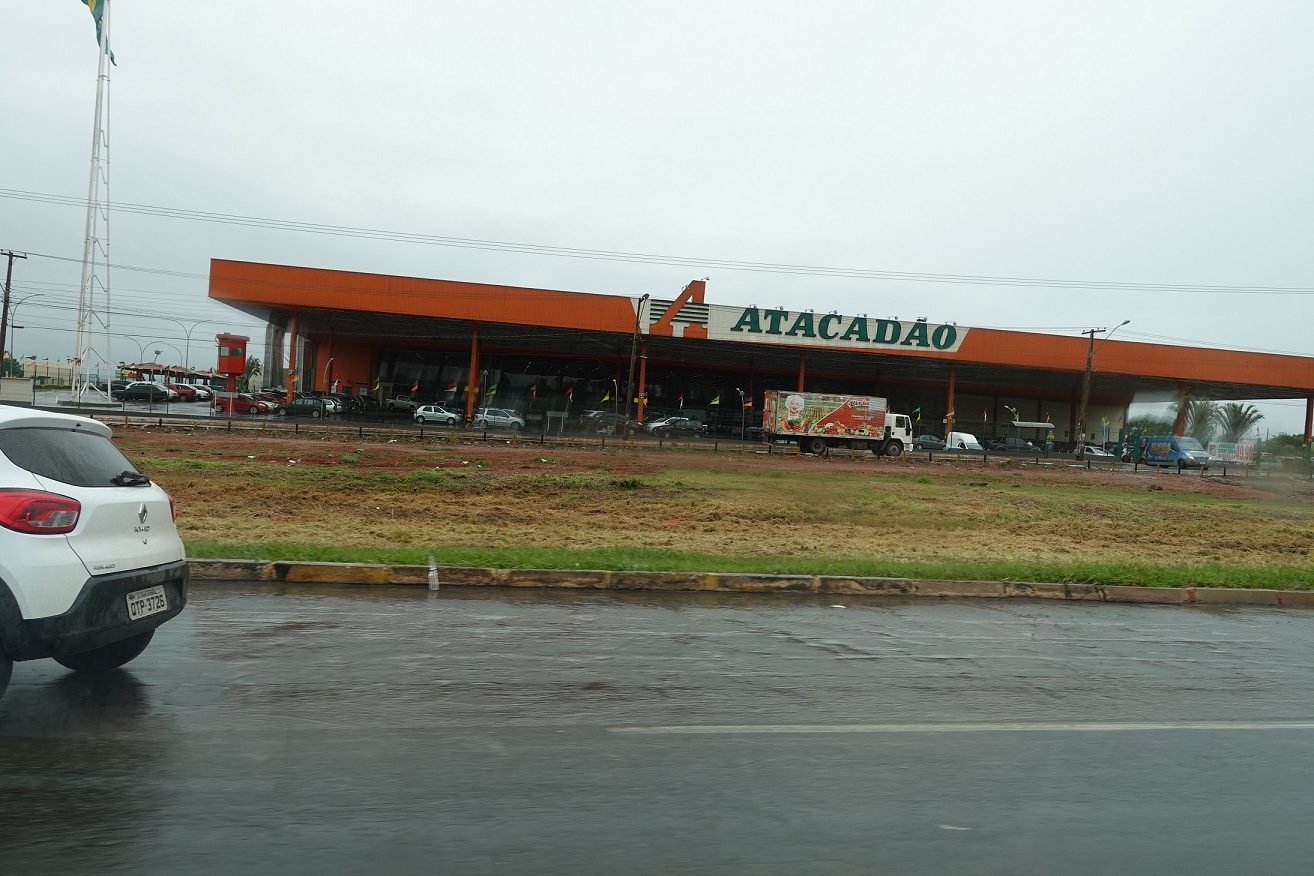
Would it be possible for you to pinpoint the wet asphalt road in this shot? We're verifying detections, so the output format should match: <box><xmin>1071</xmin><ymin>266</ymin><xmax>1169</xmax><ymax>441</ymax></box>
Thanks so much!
<box><xmin>4</xmin><ymin>584</ymin><xmax>1314</xmax><ymax>875</ymax></box>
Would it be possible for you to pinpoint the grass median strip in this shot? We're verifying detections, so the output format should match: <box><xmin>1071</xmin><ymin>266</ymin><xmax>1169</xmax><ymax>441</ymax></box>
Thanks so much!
<box><xmin>112</xmin><ymin>427</ymin><xmax>1314</xmax><ymax>590</ymax></box>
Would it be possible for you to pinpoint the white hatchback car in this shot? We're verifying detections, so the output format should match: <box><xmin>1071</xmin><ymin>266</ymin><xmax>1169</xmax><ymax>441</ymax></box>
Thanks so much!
<box><xmin>0</xmin><ymin>407</ymin><xmax>188</xmax><ymax>701</ymax></box>
<box><xmin>414</xmin><ymin>404</ymin><xmax>462</xmax><ymax>426</ymax></box>
<box><xmin>472</xmin><ymin>407</ymin><xmax>525</xmax><ymax>430</ymax></box>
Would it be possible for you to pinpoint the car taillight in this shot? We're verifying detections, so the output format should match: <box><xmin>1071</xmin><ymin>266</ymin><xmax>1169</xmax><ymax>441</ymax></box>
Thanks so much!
<box><xmin>0</xmin><ymin>489</ymin><xmax>81</xmax><ymax>535</ymax></box>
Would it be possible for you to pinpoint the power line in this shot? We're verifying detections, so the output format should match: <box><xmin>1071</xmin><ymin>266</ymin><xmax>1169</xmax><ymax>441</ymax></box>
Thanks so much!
<box><xmin>6</xmin><ymin>188</ymin><xmax>1314</xmax><ymax>295</ymax></box>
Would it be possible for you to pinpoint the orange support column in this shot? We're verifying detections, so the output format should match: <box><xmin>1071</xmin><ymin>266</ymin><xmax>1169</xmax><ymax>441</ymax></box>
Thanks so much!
<box><xmin>285</xmin><ymin>312</ymin><xmax>298</xmax><ymax>403</ymax></box>
<box><xmin>945</xmin><ymin>366</ymin><xmax>956</xmax><ymax>436</ymax></box>
<box><xmin>797</xmin><ymin>354</ymin><xmax>806</xmax><ymax>392</ymax></box>
<box><xmin>637</xmin><ymin>338</ymin><xmax>648</xmax><ymax>421</ymax></box>
<box><xmin>464</xmin><ymin>324</ymin><xmax>479</xmax><ymax>425</ymax></box>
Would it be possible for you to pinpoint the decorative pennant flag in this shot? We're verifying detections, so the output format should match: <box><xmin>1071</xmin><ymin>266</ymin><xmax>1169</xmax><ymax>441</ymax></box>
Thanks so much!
<box><xmin>709</xmin><ymin>395</ymin><xmax>720</xmax><ymax>405</ymax></box>
<box><xmin>678</xmin><ymin>394</ymin><xmax>684</xmax><ymax>409</ymax></box>
<box><xmin>946</xmin><ymin>406</ymin><xmax>955</xmax><ymax>417</ymax></box>
<box><xmin>1013</xmin><ymin>410</ymin><xmax>1020</xmax><ymax>421</ymax></box>
<box><xmin>600</xmin><ymin>391</ymin><xmax>611</xmax><ymax>402</ymax></box>
<box><xmin>913</xmin><ymin>407</ymin><xmax>921</xmax><ymax>422</ymax></box>
<box><xmin>372</xmin><ymin>376</ymin><xmax>381</xmax><ymax>391</ymax></box>
<box><xmin>410</xmin><ymin>382</ymin><xmax>419</xmax><ymax>394</ymax></box>
<box><xmin>983</xmin><ymin>409</ymin><xmax>988</xmax><ymax>421</ymax></box>
<box><xmin>80</xmin><ymin>0</ymin><xmax>116</xmax><ymax>64</ymax></box>
<box><xmin>1102</xmin><ymin>416</ymin><xmax>1109</xmax><ymax>425</ymax></box>
<box><xmin>743</xmin><ymin>400</ymin><xmax>753</xmax><ymax>408</ymax></box>
<box><xmin>289</xmin><ymin>371</ymin><xmax>299</xmax><ymax>385</ymax></box>
<box><xmin>1045</xmin><ymin>413</ymin><xmax>1051</xmax><ymax>423</ymax></box>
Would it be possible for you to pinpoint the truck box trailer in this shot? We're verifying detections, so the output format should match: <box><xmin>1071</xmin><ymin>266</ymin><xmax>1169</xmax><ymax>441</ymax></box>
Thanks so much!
<box><xmin>762</xmin><ymin>390</ymin><xmax>913</xmax><ymax>456</ymax></box>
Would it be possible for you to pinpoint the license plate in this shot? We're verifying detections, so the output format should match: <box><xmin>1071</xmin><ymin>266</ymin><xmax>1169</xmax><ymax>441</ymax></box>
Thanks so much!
<box><xmin>126</xmin><ymin>585</ymin><xmax>169</xmax><ymax>621</ymax></box>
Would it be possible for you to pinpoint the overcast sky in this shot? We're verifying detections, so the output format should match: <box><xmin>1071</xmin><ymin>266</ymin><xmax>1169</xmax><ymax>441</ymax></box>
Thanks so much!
<box><xmin>2</xmin><ymin>2</ymin><xmax>1311</xmax><ymax>432</ymax></box>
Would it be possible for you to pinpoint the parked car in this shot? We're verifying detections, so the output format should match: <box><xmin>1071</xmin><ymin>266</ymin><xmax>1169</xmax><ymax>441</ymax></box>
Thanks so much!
<box><xmin>914</xmin><ymin>434</ymin><xmax>945</xmax><ymax>450</ymax></box>
<box><xmin>651</xmin><ymin>417</ymin><xmax>705</xmax><ymax>439</ymax></box>
<box><xmin>1136</xmin><ymin>436</ymin><xmax>1211</xmax><ymax>471</ymax></box>
<box><xmin>944</xmin><ymin>432</ymin><xmax>984</xmax><ymax>451</ymax></box>
<box><xmin>415</xmin><ymin>404</ymin><xmax>462</xmax><ymax>426</ymax></box>
<box><xmin>583</xmin><ymin>412</ymin><xmax>641</xmax><ymax>436</ymax></box>
<box><xmin>386</xmin><ymin>394</ymin><xmax>421</xmax><ymax>413</ymax></box>
<box><xmin>0</xmin><ymin>406</ymin><xmax>189</xmax><ymax>703</ymax></box>
<box><xmin>166</xmin><ymin>383</ymin><xmax>199</xmax><ymax>401</ymax></box>
<box><xmin>213</xmin><ymin>393</ymin><xmax>276</xmax><ymax>415</ymax></box>
<box><xmin>187</xmin><ymin>385</ymin><xmax>214</xmax><ymax>401</ymax></box>
<box><xmin>275</xmin><ymin>397</ymin><xmax>326</xmax><ymax>418</ymax></box>
<box><xmin>987</xmin><ymin>436</ymin><xmax>1036</xmax><ymax>452</ymax></box>
<box><xmin>330</xmin><ymin>393</ymin><xmax>365</xmax><ymax>414</ymax></box>
<box><xmin>472</xmin><ymin>407</ymin><xmax>525</xmax><ymax>430</ymax></box>
<box><xmin>113</xmin><ymin>382</ymin><xmax>174</xmax><ymax>403</ymax></box>
<box><xmin>1083</xmin><ymin>444</ymin><xmax>1115</xmax><ymax>458</ymax></box>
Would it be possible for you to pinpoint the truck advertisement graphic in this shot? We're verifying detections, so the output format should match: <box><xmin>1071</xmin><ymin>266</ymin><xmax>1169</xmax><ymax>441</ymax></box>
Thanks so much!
<box><xmin>761</xmin><ymin>390</ymin><xmax>913</xmax><ymax>457</ymax></box>
<box><xmin>764</xmin><ymin>391</ymin><xmax>888</xmax><ymax>437</ymax></box>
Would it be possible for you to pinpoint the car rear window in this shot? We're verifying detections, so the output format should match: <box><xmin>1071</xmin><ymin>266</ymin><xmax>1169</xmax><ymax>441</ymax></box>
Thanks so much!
<box><xmin>0</xmin><ymin>427</ymin><xmax>141</xmax><ymax>487</ymax></box>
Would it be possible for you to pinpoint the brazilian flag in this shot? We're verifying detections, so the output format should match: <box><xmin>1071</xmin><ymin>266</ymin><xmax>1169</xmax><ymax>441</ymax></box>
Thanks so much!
<box><xmin>709</xmin><ymin>395</ymin><xmax>720</xmax><ymax>405</ymax></box>
<box><xmin>81</xmin><ymin>0</ymin><xmax>116</xmax><ymax>64</ymax></box>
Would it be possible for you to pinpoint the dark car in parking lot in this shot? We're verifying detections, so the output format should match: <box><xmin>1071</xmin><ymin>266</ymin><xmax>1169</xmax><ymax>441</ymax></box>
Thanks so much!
<box><xmin>651</xmin><ymin>417</ymin><xmax>705</xmax><ymax>439</ymax></box>
<box><xmin>276</xmin><ymin>397</ymin><xmax>327</xmax><ymax>418</ymax></box>
<box><xmin>113</xmin><ymin>382</ymin><xmax>172</xmax><ymax>402</ymax></box>
<box><xmin>914</xmin><ymin>434</ymin><xmax>945</xmax><ymax>450</ymax></box>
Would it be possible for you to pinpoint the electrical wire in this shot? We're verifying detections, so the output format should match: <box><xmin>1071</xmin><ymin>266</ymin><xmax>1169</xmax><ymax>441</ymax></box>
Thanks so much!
<box><xmin>6</xmin><ymin>188</ymin><xmax>1314</xmax><ymax>294</ymax></box>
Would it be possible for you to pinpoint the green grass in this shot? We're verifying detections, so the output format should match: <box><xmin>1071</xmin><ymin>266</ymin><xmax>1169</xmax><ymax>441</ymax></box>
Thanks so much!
<box><xmin>185</xmin><ymin>541</ymin><xmax>1314</xmax><ymax>590</ymax></box>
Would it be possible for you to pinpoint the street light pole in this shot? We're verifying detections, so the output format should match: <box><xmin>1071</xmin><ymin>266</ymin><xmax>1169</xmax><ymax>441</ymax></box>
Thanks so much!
<box><xmin>737</xmin><ymin>388</ymin><xmax>747</xmax><ymax>440</ymax></box>
<box><xmin>624</xmin><ymin>294</ymin><xmax>649</xmax><ymax>426</ymax></box>
<box><xmin>0</xmin><ymin>250</ymin><xmax>28</xmax><ymax>373</ymax></box>
<box><xmin>1074</xmin><ymin>320</ymin><xmax>1130</xmax><ymax>461</ymax></box>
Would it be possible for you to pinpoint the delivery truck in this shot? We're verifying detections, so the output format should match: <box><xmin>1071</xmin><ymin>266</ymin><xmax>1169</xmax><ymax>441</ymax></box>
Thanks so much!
<box><xmin>762</xmin><ymin>390</ymin><xmax>914</xmax><ymax>456</ymax></box>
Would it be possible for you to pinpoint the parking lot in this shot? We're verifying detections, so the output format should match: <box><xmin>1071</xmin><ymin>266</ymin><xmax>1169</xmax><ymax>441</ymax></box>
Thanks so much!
<box><xmin>5</xmin><ymin>583</ymin><xmax>1314</xmax><ymax>875</ymax></box>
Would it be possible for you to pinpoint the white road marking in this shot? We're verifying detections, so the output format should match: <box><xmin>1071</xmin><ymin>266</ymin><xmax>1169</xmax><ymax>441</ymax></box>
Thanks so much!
<box><xmin>610</xmin><ymin>721</ymin><xmax>1314</xmax><ymax>734</ymax></box>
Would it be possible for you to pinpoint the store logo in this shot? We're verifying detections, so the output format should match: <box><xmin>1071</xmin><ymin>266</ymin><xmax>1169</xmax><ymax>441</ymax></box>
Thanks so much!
<box><xmin>728</xmin><ymin>308</ymin><xmax>960</xmax><ymax>350</ymax></box>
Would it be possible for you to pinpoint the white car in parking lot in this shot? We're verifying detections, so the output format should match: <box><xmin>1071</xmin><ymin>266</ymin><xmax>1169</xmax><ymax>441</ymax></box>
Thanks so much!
<box><xmin>414</xmin><ymin>404</ymin><xmax>462</xmax><ymax>426</ymax></box>
<box><xmin>472</xmin><ymin>407</ymin><xmax>525</xmax><ymax>430</ymax></box>
<box><xmin>0</xmin><ymin>407</ymin><xmax>189</xmax><ymax>702</ymax></box>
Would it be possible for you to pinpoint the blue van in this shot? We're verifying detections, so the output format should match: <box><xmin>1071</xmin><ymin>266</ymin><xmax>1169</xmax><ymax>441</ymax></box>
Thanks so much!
<box><xmin>1137</xmin><ymin>436</ymin><xmax>1211</xmax><ymax>471</ymax></box>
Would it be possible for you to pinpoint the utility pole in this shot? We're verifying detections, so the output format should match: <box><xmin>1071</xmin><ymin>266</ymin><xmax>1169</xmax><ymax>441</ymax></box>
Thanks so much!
<box><xmin>0</xmin><ymin>250</ymin><xmax>28</xmax><ymax>377</ymax></box>
<box><xmin>624</xmin><ymin>294</ymin><xmax>649</xmax><ymax>426</ymax></box>
<box><xmin>1074</xmin><ymin>319</ymin><xmax>1130</xmax><ymax>461</ymax></box>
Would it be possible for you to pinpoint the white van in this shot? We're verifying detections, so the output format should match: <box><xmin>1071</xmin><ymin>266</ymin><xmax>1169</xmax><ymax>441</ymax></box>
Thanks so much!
<box><xmin>944</xmin><ymin>431</ymin><xmax>984</xmax><ymax>451</ymax></box>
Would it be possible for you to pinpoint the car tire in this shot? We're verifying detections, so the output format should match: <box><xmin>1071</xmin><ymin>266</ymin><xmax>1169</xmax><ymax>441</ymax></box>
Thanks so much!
<box><xmin>311</xmin><ymin>409</ymin><xmax>322</xmax><ymax>419</ymax></box>
<box><xmin>883</xmin><ymin>440</ymin><xmax>903</xmax><ymax>457</ymax></box>
<box><xmin>446</xmin><ymin>417</ymin><xmax>457</xmax><ymax>426</ymax></box>
<box><xmin>275</xmin><ymin>408</ymin><xmax>287</xmax><ymax>417</ymax></box>
<box><xmin>805</xmin><ymin>437</ymin><xmax>827</xmax><ymax>455</ymax></box>
<box><xmin>511</xmin><ymin>422</ymin><xmax>522</xmax><ymax>431</ymax></box>
<box><xmin>416</xmin><ymin>416</ymin><xmax>426</xmax><ymax>424</ymax></box>
<box><xmin>55</xmin><ymin>630</ymin><xmax>155</xmax><ymax>674</ymax></box>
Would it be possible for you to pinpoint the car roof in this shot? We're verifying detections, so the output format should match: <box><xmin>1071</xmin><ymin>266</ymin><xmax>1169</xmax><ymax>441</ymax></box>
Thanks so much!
<box><xmin>0</xmin><ymin>405</ymin><xmax>113</xmax><ymax>438</ymax></box>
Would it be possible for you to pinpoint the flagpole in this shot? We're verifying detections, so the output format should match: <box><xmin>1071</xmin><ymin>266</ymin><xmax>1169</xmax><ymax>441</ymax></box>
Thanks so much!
<box><xmin>75</xmin><ymin>0</ymin><xmax>113</xmax><ymax>403</ymax></box>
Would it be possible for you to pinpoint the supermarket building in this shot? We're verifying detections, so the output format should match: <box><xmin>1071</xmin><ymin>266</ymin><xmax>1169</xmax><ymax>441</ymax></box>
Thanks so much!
<box><xmin>209</xmin><ymin>259</ymin><xmax>1314</xmax><ymax>444</ymax></box>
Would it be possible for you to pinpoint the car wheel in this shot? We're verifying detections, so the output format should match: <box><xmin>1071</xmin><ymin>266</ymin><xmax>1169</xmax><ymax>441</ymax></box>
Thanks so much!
<box><xmin>446</xmin><ymin>417</ymin><xmax>457</xmax><ymax>426</ymax></box>
<box><xmin>55</xmin><ymin>631</ymin><xmax>155</xmax><ymax>674</ymax></box>
<box><xmin>511</xmin><ymin>422</ymin><xmax>522</xmax><ymax>431</ymax></box>
<box><xmin>248</xmin><ymin>405</ymin><xmax>260</xmax><ymax>414</ymax></box>
<box><xmin>416</xmin><ymin>416</ymin><xmax>426</xmax><ymax>424</ymax></box>
<box><xmin>805</xmin><ymin>437</ymin><xmax>828</xmax><ymax>455</ymax></box>
<box><xmin>275</xmin><ymin>408</ymin><xmax>287</xmax><ymax>417</ymax></box>
<box><xmin>311</xmin><ymin>409</ymin><xmax>322</xmax><ymax>418</ymax></box>
<box><xmin>884</xmin><ymin>440</ymin><xmax>903</xmax><ymax>457</ymax></box>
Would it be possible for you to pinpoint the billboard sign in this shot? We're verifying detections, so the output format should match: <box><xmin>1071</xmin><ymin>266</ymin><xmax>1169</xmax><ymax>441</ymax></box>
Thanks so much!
<box><xmin>1207</xmin><ymin>442</ymin><xmax>1255</xmax><ymax>464</ymax></box>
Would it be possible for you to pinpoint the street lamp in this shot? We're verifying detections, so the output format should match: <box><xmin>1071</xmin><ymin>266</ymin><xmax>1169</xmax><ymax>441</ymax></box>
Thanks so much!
<box><xmin>1074</xmin><ymin>320</ymin><xmax>1130</xmax><ymax>460</ymax></box>
<box><xmin>737</xmin><ymin>387</ymin><xmax>747</xmax><ymax>441</ymax></box>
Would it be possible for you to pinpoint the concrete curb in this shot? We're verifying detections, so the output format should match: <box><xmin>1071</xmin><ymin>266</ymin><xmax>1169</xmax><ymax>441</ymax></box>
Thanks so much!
<box><xmin>186</xmin><ymin>559</ymin><xmax>1314</xmax><ymax>607</ymax></box>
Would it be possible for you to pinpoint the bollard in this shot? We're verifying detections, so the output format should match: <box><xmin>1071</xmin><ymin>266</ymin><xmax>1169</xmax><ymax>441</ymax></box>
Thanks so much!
<box><xmin>1087</xmin><ymin>459</ymin><xmax>1091</xmax><ymax>470</ymax></box>
<box><xmin>326</xmin><ymin>424</ymin><xmax>330</xmax><ymax>437</ymax></box>
<box><xmin>570</xmin><ymin>436</ymin><xmax>574</xmax><ymax>447</ymax></box>
<box><xmin>512</xmin><ymin>433</ymin><xmax>517</xmax><ymax>445</ymax></box>
<box><xmin>262</xmin><ymin>422</ymin><xmax>266</xmax><ymax>433</ymax></box>
<box><xmin>359</xmin><ymin>426</ymin><xmax>363</xmax><ymax>438</ymax></box>
<box><xmin>686</xmin><ymin>441</ymin><xmax>690</xmax><ymax>451</ymax></box>
<box><xmin>740</xmin><ymin>442</ymin><xmax>744</xmax><ymax>454</ymax></box>
<box><xmin>390</xmin><ymin>427</ymin><xmax>395</xmax><ymax>440</ymax></box>
<box><xmin>1110</xmin><ymin>461</ymin><xmax>1115</xmax><ymax>472</ymax></box>
<box><xmin>850</xmin><ymin>446</ymin><xmax>855</xmax><ymax>459</ymax></box>
<box><xmin>295</xmin><ymin>423</ymin><xmax>299</xmax><ymax>434</ymax></box>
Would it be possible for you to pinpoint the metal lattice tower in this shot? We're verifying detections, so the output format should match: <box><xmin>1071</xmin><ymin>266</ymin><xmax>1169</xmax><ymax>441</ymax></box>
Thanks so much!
<box><xmin>74</xmin><ymin>0</ymin><xmax>113</xmax><ymax>402</ymax></box>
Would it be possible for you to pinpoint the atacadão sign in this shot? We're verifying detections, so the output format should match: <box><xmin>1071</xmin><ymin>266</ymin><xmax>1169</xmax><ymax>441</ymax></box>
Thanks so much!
<box><xmin>707</xmin><ymin>306</ymin><xmax>967</xmax><ymax>353</ymax></box>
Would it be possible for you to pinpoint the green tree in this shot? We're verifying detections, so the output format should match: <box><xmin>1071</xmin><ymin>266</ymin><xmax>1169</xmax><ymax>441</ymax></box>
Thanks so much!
<box><xmin>240</xmin><ymin>356</ymin><xmax>262</xmax><ymax>392</ymax></box>
<box><xmin>1216</xmin><ymin>402</ymin><xmax>1263</xmax><ymax>443</ymax></box>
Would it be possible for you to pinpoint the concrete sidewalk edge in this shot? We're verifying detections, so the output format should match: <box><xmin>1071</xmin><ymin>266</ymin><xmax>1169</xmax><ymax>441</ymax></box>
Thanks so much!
<box><xmin>185</xmin><ymin>559</ymin><xmax>1314</xmax><ymax>607</ymax></box>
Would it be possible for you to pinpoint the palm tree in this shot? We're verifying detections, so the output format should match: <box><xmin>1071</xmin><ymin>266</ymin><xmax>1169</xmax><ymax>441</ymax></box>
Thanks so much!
<box><xmin>241</xmin><ymin>356</ymin><xmax>262</xmax><ymax>392</ymax></box>
<box><xmin>1216</xmin><ymin>402</ymin><xmax>1263</xmax><ymax>443</ymax></box>
<box><xmin>1173</xmin><ymin>397</ymin><xmax>1220</xmax><ymax>445</ymax></box>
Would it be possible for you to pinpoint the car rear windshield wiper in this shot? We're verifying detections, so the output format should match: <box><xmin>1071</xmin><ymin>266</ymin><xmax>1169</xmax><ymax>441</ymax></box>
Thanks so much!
<box><xmin>111</xmin><ymin>471</ymin><xmax>151</xmax><ymax>487</ymax></box>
